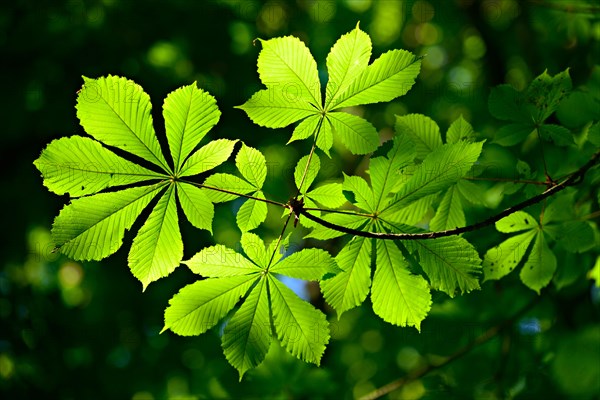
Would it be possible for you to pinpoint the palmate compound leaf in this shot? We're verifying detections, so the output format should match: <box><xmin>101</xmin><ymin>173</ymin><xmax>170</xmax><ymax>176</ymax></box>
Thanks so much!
<box><xmin>489</xmin><ymin>70</ymin><xmax>574</xmax><ymax>147</ymax></box>
<box><xmin>164</xmin><ymin>233</ymin><xmax>336</xmax><ymax>377</ymax></box>
<box><xmin>483</xmin><ymin>211</ymin><xmax>559</xmax><ymax>293</ymax></box>
<box><xmin>35</xmin><ymin>76</ymin><xmax>236</xmax><ymax>289</ymax></box>
<box><xmin>237</xmin><ymin>23</ymin><xmax>421</xmax><ymax>155</ymax></box>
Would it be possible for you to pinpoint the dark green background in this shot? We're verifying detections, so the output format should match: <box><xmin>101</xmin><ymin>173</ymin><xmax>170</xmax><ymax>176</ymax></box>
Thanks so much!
<box><xmin>2</xmin><ymin>0</ymin><xmax>599</xmax><ymax>399</ymax></box>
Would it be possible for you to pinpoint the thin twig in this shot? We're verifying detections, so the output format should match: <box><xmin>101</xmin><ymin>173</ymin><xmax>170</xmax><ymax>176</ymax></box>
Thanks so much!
<box><xmin>359</xmin><ymin>296</ymin><xmax>542</xmax><ymax>400</ymax></box>
<box><xmin>181</xmin><ymin>179</ymin><xmax>286</xmax><ymax>208</ymax></box>
<box><xmin>296</xmin><ymin>115</ymin><xmax>324</xmax><ymax>197</ymax></box>
<box><xmin>303</xmin><ymin>207</ymin><xmax>373</xmax><ymax>218</ymax></box>
<box><xmin>266</xmin><ymin>213</ymin><xmax>292</xmax><ymax>269</ymax></box>
<box><xmin>291</xmin><ymin>151</ymin><xmax>600</xmax><ymax>240</ymax></box>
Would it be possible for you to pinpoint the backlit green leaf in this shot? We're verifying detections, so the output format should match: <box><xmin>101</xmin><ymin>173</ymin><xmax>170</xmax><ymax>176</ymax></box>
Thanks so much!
<box><xmin>257</xmin><ymin>36</ymin><xmax>321</xmax><ymax>108</ymax></box>
<box><xmin>162</xmin><ymin>275</ymin><xmax>257</xmax><ymax>335</ymax></box>
<box><xmin>179</xmin><ymin>139</ymin><xmax>237</xmax><ymax>177</ymax></box>
<box><xmin>236</xmin><ymin>144</ymin><xmax>267</xmax><ymax>189</ymax></box>
<box><xmin>320</xmin><ymin>236</ymin><xmax>372</xmax><ymax>316</ymax></box>
<box><xmin>270</xmin><ymin>248</ymin><xmax>339</xmax><ymax>280</ymax></box>
<box><xmin>128</xmin><ymin>185</ymin><xmax>183</xmax><ymax>290</ymax></box>
<box><xmin>483</xmin><ymin>230</ymin><xmax>537</xmax><ymax>281</ymax></box>
<box><xmin>236</xmin><ymin>193</ymin><xmax>268</xmax><ymax>232</ymax></box>
<box><xmin>395</xmin><ymin>114</ymin><xmax>442</xmax><ymax>160</ymax></box>
<box><xmin>269</xmin><ymin>276</ymin><xmax>329</xmax><ymax>365</ymax></box>
<box><xmin>163</xmin><ymin>83</ymin><xmax>221</xmax><ymax>171</ymax></box>
<box><xmin>330</xmin><ymin>49</ymin><xmax>421</xmax><ymax>110</ymax></box>
<box><xmin>51</xmin><ymin>183</ymin><xmax>165</xmax><ymax>260</ymax></box>
<box><xmin>184</xmin><ymin>244</ymin><xmax>261</xmax><ymax>277</ymax></box>
<box><xmin>520</xmin><ymin>231</ymin><xmax>557</xmax><ymax>293</ymax></box>
<box><xmin>325</xmin><ymin>22</ymin><xmax>371</xmax><ymax>109</ymax></box>
<box><xmin>34</xmin><ymin>136</ymin><xmax>164</xmax><ymax>197</ymax></box>
<box><xmin>328</xmin><ymin>112</ymin><xmax>379</xmax><ymax>155</ymax></box>
<box><xmin>372</xmin><ymin>240</ymin><xmax>431</xmax><ymax>330</ymax></box>
<box><xmin>76</xmin><ymin>76</ymin><xmax>170</xmax><ymax>172</ymax></box>
<box><xmin>222</xmin><ymin>277</ymin><xmax>271</xmax><ymax>379</ymax></box>
<box><xmin>176</xmin><ymin>182</ymin><xmax>214</xmax><ymax>233</ymax></box>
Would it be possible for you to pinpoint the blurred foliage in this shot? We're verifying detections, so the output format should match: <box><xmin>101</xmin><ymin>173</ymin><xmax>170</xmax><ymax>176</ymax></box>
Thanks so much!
<box><xmin>1</xmin><ymin>0</ymin><xmax>599</xmax><ymax>399</ymax></box>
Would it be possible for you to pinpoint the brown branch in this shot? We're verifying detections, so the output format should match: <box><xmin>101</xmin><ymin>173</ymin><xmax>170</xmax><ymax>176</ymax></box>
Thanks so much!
<box><xmin>359</xmin><ymin>296</ymin><xmax>542</xmax><ymax>400</ymax></box>
<box><xmin>291</xmin><ymin>151</ymin><xmax>600</xmax><ymax>241</ymax></box>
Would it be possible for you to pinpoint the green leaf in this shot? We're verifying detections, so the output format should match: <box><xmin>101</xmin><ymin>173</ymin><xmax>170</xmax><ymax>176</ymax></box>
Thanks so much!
<box><xmin>343</xmin><ymin>174</ymin><xmax>374</xmax><ymax>212</ymax></box>
<box><xmin>520</xmin><ymin>232</ymin><xmax>557</xmax><ymax>293</ymax></box>
<box><xmin>429</xmin><ymin>185</ymin><xmax>465</xmax><ymax>231</ymax></box>
<box><xmin>446</xmin><ymin>115</ymin><xmax>476</xmax><ymax>144</ymax></box>
<box><xmin>410</xmin><ymin>236</ymin><xmax>481</xmax><ymax>296</ymax></box>
<box><xmin>128</xmin><ymin>185</ymin><xmax>183</xmax><ymax>290</ymax></box>
<box><xmin>162</xmin><ymin>275</ymin><xmax>257</xmax><ymax>335</ymax></box>
<box><xmin>294</xmin><ymin>154</ymin><xmax>321</xmax><ymax>192</ymax></box>
<box><xmin>325</xmin><ymin>22</ymin><xmax>372</xmax><ymax>109</ymax></box>
<box><xmin>51</xmin><ymin>183</ymin><xmax>165</xmax><ymax>260</ymax></box>
<box><xmin>381</xmin><ymin>141</ymin><xmax>483</xmax><ymax>217</ymax></box>
<box><xmin>270</xmin><ymin>248</ymin><xmax>339</xmax><ymax>280</ymax></box>
<box><xmin>538</xmin><ymin>124</ymin><xmax>574</xmax><ymax>146</ymax></box>
<box><xmin>163</xmin><ymin>83</ymin><xmax>221</xmax><ymax>171</ymax></box>
<box><xmin>545</xmin><ymin>221</ymin><xmax>596</xmax><ymax>253</ymax></box>
<box><xmin>328</xmin><ymin>112</ymin><xmax>379</xmax><ymax>155</ymax></box>
<box><xmin>316</xmin><ymin>117</ymin><xmax>334</xmax><ymax>156</ymax></box>
<box><xmin>76</xmin><ymin>76</ymin><xmax>170</xmax><ymax>172</ymax></box>
<box><xmin>330</xmin><ymin>49</ymin><xmax>421</xmax><ymax>110</ymax></box>
<box><xmin>372</xmin><ymin>240</ymin><xmax>431</xmax><ymax>330</ymax></box>
<box><xmin>307</xmin><ymin>183</ymin><xmax>347</xmax><ymax>208</ymax></box>
<box><xmin>176</xmin><ymin>182</ymin><xmax>214</xmax><ymax>233</ymax></box>
<box><xmin>588</xmin><ymin>122</ymin><xmax>600</xmax><ymax>146</ymax></box>
<box><xmin>241</xmin><ymin>232</ymin><xmax>268</xmax><ymax>268</ymax></box>
<box><xmin>184</xmin><ymin>244</ymin><xmax>262</xmax><ymax>277</ymax></box>
<box><xmin>483</xmin><ymin>230</ymin><xmax>537</xmax><ymax>281</ymax></box>
<box><xmin>33</xmin><ymin>136</ymin><xmax>164</xmax><ymax>197</ymax></box>
<box><xmin>527</xmin><ymin>69</ymin><xmax>572</xmax><ymax>122</ymax></box>
<box><xmin>381</xmin><ymin>194</ymin><xmax>437</xmax><ymax>226</ymax></box>
<box><xmin>179</xmin><ymin>139</ymin><xmax>237</xmax><ymax>177</ymax></box>
<box><xmin>370</xmin><ymin>134</ymin><xmax>416</xmax><ymax>209</ymax></box>
<box><xmin>257</xmin><ymin>36</ymin><xmax>321</xmax><ymax>108</ymax></box>
<box><xmin>588</xmin><ymin>257</ymin><xmax>600</xmax><ymax>288</ymax></box>
<box><xmin>202</xmin><ymin>173</ymin><xmax>256</xmax><ymax>203</ymax></box>
<box><xmin>457</xmin><ymin>180</ymin><xmax>487</xmax><ymax>205</ymax></box>
<box><xmin>496</xmin><ymin>211</ymin><xmax>538</xmax><ymax>233</ymax></box>
<box><xmin>269</xmin><ymin>276</ymin><xmax>329</xmax><ymax>365</ymax></box>
<box><xmin>288</xmin><ymin>114</ymin><xmax>321</xmax><ymax>144</ymax></box>
<box><xmin>494</xmin><ymin>123</ymin><xmax>533</xmax><ymax>146</ymax></box>
<box><xmin>320</xmin><ymin>236</ymin><xmax>372</xmax><ymax>316</ymax></box>
<box><xmin>222</xmin><ymin>277</ymin><xmax>271</xmax><ymax>379</ymax></box>
<box><xmin>236</xmin><ymin>144</ymin><xmax>267</xmax><ymax>189</ymax></box>
<box><xmin>488</xmin><ymin>84</ymin><xmax>529</xmax><ymax>123</ymax></box>
<box><xmin>236</xmin><ymin>193</ymin><xmax>268</xmax><ymax>232</ymax></box>
<box><xmin>304</xmin><ymin>212</ymin><xmax>368</xmax><ymax>240</ymax></box>
<box><xmin>236</xmin><ymin>88</ymin><xmax>318</xmax><ymax>128</ymax></box>
<box><xmin>395</xmin><ymin>114</ymin><xmax>442</xmax><ymax>160</ymax></box>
